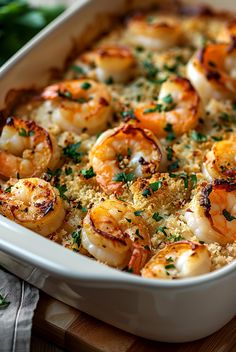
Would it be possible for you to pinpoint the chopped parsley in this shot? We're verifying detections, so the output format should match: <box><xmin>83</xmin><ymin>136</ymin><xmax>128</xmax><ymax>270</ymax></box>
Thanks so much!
<box><xmin>72</xmin><ymin>229</ymin><xmax>81</xmax><ymax>247</ymax></box>
<box><xmin>65</xmin><ymin>167</ymin><xmax>73</xmax><ymax>175</ymax></box>
<box><xmin>125</xmin><ymin>218</ymin><xmax>132</xmax><ymax>223</ymax></box>
<box><xmin>152</xmin><ymin>212</ymin><xmax>163</xmax><ymax>222</ymax></box>
<box><xmin>56</xmin><ymin>184</ymin><xmax>69</xmax><ymax>201</ymax></box>
<box><xmin>70</xmin><ymin>65</ymin><xmax>85</xmax><ymax>74</ymax></box>
<box><xmin>191</xmin><ymin>130</ymin><xmax>207</xmax><ymax>142</ymax></box>
<box><xmin>135</xmin><ymin>228</ymin><xmax>144</xmax><ymax>239</ymax></box>
<box><xmin>143</xmin><ymin>60</ymin><xmax>158</xmax><ymax>80</ymax></box>
<box><xmin>211</xmin><ymin>136</ymin><xmax>223</xmax><ymax>141</ymax></box>
<box><xmin>80</xmin><ymin>81</ymin><xmax>91</xmax><ymax>90</ymax></box>
<box><xmin>5</xmin><ymin>186</ymin><xmax>12</xmax><ymax>193</ymax></box>
<box><xmin>134</xmin><ymin>210</ymin><xmax>144</xmax><ymax>216</ymax></box>
<box><xmin>167</xmin><ymin>160</ymin><xmax>179</xmax><ymax>172</ymax></box>
<box><xmin>222</xmin><ymin>209</ymin><xmax>236</xmax><ymax>222</ymax></box>
<box><xmin>121</xmin><ymin>110</ymin><xmax>136</xmax><ymax>120</ymax></box>
<box><xmin>81</xmin><ymin>167</ymin><xmax>96</xmax><ymax>179</ymax></box>
<box><xmin>169</xmin><ymin>172</ymin><xmax>197</xmax><ymax>189</ymax></box>
<box><xmin>157</xmin><ymin>226</ymin><xmax>168</xmax><ymax>236</ymax></box>
<box><xmin>0</xmin><ymin>293</ymin><xmax>10</xmax><ymax>309</ymax></box>
<box><xmin>165</xmin><ymin>264</ymin><xmax>176</xmax><ymax>270</ymax></box>
<box><xmin>18</xmin><ymin>128</ymin><xmax>27</xmax><ymax>137</ymax></box>
<box><xmin>113</xmin><ymin>172</ymin><xmax>135</xmax><ymax>183</ymax></box>
<box><xmin>18</xmin><ymin>128</ymin><xmax>35</xmax><ymax>137</ymax></box>
<box><xmin>162</xmin><ymin>94</ymin><xmax>173</xmax><ymax>104</ymax></box>
<box><xmin>142</xmin><ymin>188</ymin><xmax>151</xmax><ymax>197</ymax></box>
<box><xmin>105</xmin><ymin>76</ymin><xmax>114</xmax><ymax>85</ymax></box>
<box><xmin>150</xmin><ymin>181</ymin><xmax>162</xmax><ymax>192</ymax></box>
<box><xmin>166</xmin><ymin>146</ymin><xmax>173</xmax><ymax>161</ymax></box>
<box><xmin>164</xmin><ymin>123</ymin><xmax>176</xmax><ymax>141</ymax></box>
<box><xmin>166</xmin><ymin>257</ymin><xmax>174</xmax><ymax>263</ymax></box>
<box><xmin>167</xmin><ymin>234</ymin><xmax>184</xmax><ymax>242</ymax></box>
<box><xmin>63</xmin><ymin>142</ymin><xmax>84</xmax><ymax>163</ymax></box>
<box><xmin>142</xmin><ymin>181</ymin><xmax>162</xmax><ymax>197</ymax></box>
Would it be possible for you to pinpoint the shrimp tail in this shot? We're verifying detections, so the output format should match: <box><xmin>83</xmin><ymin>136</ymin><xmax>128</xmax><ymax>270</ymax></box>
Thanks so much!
<box><xmin>128</xmin><ymin>246</ymin><xmax>150</xmax><ymax>275</ymax></box>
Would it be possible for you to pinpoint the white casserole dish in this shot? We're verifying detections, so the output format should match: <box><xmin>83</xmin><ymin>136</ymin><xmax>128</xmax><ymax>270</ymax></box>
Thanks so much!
<box><xmin>0</xmin><ymin>0</ymin><xmax>236</xmax><ymax>343</ymax></box>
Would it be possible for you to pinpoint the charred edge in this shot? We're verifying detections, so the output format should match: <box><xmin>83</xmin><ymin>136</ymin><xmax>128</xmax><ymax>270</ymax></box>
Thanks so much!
<box><xmin>99</xmin><ymin>97</ymin><xmax>109</xmax><ymax>106</ymax></box>
<box><xmin>227</xmin><ymin>37</ymin><xmax>236</xmax><ymax>53</ymax></box>
<box><xmin>206</xmin><ymin>71</ymin><xmax>221</xmax><ymax>81</ymax></box>
<box><xmin>89</xmin><ymin>215</ymin><xmax>127</xmax><ymax>245</ymax></box>
<box><xmin>6</xmin><ymin>116</ymin><xmax>15</xmax><ymax>126</ymax></box>
<box><xmin>121</xmin><ymin>124</ymin><xmax>161</xmax><ymax>153</ymax></box>
<box><xmin>200</xmin><ymin>183</ymin><xmax>212</xmax><ymax>217</ymax></box>
<box><xmin>213</xmin><ymin>178</ymin><xmax>236</xmax><ymax>192</ymax></box>
<box><xmin>98</xmin><ymin>46</ymin><xmax>131</xmax><ymax>58</ymax></box>
<box><xmin>34</xmin><ymin>199</ymin><xmax>55</xmax><ymax>216</ymax></box>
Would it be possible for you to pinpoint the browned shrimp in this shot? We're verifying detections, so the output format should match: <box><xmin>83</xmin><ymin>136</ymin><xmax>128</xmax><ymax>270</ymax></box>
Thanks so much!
<box><xmin>82</xmin><ymin>199</ymin><xmax>151</xmax><ymax>274</ymax></box>
<box><xmin>135</xmin><ymin>77</ymin><xmax>201</xmax><ymax>137</ymax></box>
<box><xmin>0</xmin><ymin>178</ymin><xmax>65</xmax><ymax>236</ymax></box>
<box><xmin>187</xmin><ymin>43</ymin><xmax>236</xmax><ymax>104</ymax></box>
<box><xmin>89</xmin><ymin>124</ymin><xmax>166</xmax><ymax>195</ymax></box>
<box><xmin>80</xmin><ymin>45</ymin><xmax>136</xmax><ymax>83</ymax></box>
<box><xmin>41</xmin><ymin>79</ymin><xmax>113</xmax><ymax>134</ymax></box>
<box><xmin>0</xmin><ymin>117</ymin><xmax>61</xmax><ymax>179</ymax></box>
<box><xmin>127</xmin><ymin>13</ymin><xmax>181</xmax><ymax>50</ymax></box>
<box><xmin>142</xmin><ymin>241</ymin><xmax>211</xmax><ymax>280</ymax></box>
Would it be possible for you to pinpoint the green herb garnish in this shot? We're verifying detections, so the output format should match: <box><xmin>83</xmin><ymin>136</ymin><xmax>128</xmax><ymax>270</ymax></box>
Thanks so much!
<box><xmin>113</xmin><ymin>172</ymin><xmax>135</xmax><ymax>183</ymax></box>
<box><xmin>81</xmin><ymin>167</ymin><xmax>96</xmax><ymax>179</ymax></box>
<box><xmin>222</xmin><ymin>209</ymin><xmax>236</xmax><ymax>222</ymax></box>
<box><xmin>81</xmin><ymin>82</ymin><xmax>91</xmax><ymax>90</ymax></box>
<box><xmin>63</xmin><ymin>142</ymin><xmax>84</xmax><ymax>163</ymax></box>
<box><xmin>191</xmin><ymin>130</ymin><xmax>207</xmax><ymax>142</ymax></box>
<box><xmin>134</xmin><ymin>210</ymin><xmax>144</xmax><ymax>216</ymax></box>
<box><xmin>0</xmin><ymin>293</ymin><xmax>10</xmax><ymax>309</ymax></box>
<box><xmin>72</xmin><ymin>229</ymin><xmax>81</xmax><ymax>247</ymax></box>
<box><xmin>152</xmin><ymin>212</ymin><xmax>163</xmax><ymax>222</ymax></box>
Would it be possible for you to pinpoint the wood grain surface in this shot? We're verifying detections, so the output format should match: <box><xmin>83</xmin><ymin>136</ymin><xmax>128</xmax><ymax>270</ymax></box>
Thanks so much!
<box><xmin>33</xmin><ymin>293</ymin><xmax>236</xmax><ymax>352</ymax></box>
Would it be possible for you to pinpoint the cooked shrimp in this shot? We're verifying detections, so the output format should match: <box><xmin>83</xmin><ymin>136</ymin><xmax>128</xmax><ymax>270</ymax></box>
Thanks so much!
<box><xmin>202</xmin><ymin>137</ymin><xmax>236</xmax><ymax>181</ymax></box>
<box><xmin>142</xmin><ymin>241</ymin><xmax>211</xmax><ymax>280</ymax></box>
<box><xmin>187</xmin><ymin>43</ymin><xmax>236</xmax><ymax>104</ymax></box>
<box><xmin>127</xmin><ymin>13</ymin><xmax>181</xmax><ymax>50</ymax></box>
<box><xmin>80</xmin><ymin>45</ymin><xmax>136</xmax><ymax>83</ymax></box>
<box><xmin>41</xmin><ymin>79</ymin><xmax>112</xmax><ymax>134</ymax></box>
<box><xmin>89</xmin><ymin>124</ymin><xmax>166</xmax><ymax>195</ymax></box>
<box><xmin>185</xmin><ymin>180</ymin><xmax>236</xmax><ymax>245</ymax></box>
<box><xmin>217</xmin><ymin>20</ymin><xmax>236</xmax><ymax>44</ymax></box>
<box><xmin>0</xmin><ymin>178</ymin><xmax>65</xmax><ymax>236</ymax></box>
<box><xmin>135</xmin><ymin>77</ymin><xmax>201</xmax><ymax>137</ymax></box>
<box><xmin>82</xmin><ymin>199</ymin><xmax>151</xmax><ymax>274</ymax></box>
<box><xmin>0</xmin><ymin>117</ymin><xmax>61</xmax><ymax>179</ymax></box>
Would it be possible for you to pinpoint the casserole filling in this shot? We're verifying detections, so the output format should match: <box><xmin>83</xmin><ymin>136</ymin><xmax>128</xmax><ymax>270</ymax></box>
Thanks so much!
<box><xmin>1</xmin><ymin>3</ymin><xmax>236</xmax><ymax>279</ymax></box>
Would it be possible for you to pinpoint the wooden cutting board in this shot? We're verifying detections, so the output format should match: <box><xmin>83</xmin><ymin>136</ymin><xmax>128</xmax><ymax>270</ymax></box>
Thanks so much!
<box><xmin>33</xmin><ymin>293</ymin><xmax>236</xmax><ymax>352</ymax></box>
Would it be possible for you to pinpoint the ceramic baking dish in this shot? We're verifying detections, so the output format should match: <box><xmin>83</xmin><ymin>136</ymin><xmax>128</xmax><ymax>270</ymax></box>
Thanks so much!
<box><xmin>0</xmin><ymin>0</ymin><xmax>236</xmax><ymax>343</ymax></box>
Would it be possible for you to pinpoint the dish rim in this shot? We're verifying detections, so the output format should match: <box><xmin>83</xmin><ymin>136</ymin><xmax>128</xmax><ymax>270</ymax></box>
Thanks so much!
<box><xmin>0</xmin><ymin>0</ymin><xmax>236</xmax><ymax>289</ymax></box>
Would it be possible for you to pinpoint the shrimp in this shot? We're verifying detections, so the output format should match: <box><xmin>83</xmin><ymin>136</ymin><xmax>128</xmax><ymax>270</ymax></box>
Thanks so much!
<box><xmin>202</xmin><ymin>137</ymin><xmax>236</xmax><ymax>181</ymax></box>
<box><xmin>0</xmin><ymin>178</ymin><xmax>65</xmax><ymax>236</ymax></box>
<box><xmin>41</xmin><ymin>79</ymin><xmax>112</xmax><ymax>134</ymax></box>
<box><xmin>81</xmin><ymin>199</ymin><xmax>151</xmax><ymax>274</ymax></box>
<box><xmin>187</xmin><ymin>43</ymin><xmax>236</xmax><ymax>104</ymax></box>
<box><xmin>127</xmin><ymin>13</ymin><xmax>181</xmax><ymax>50</ymax></box>
<box><xmin>0</xmin><ymin>117</ymin><xmax>61</xmax><ymax>179</ymax></box>
<box><xmin>135</xmin><ymin>77</ymin><xmax>201</xmax><ymax>137</ymax></box>
<box><xmin>142</xmin><ymin>241</ymin><xmax>211</xmax><ymax>280</ymax></box>
<box><xmin>89</xmin><ymin>124</ymin><xmax>166</xmax><ymax>195</ymax></box>
<box><xmin>217</xmin><ymin>20</ymin><xmax>236</xmax><ymax>44</ymax></box>
<box><xmin>80</xmin><ymin>45</ymin><xmax>136</xmax><ymax>83</ymax></box>
<box><xmin>185</xmin><ymin>180</ymin><xmax>236</xmax><ymax>245</ymax></box>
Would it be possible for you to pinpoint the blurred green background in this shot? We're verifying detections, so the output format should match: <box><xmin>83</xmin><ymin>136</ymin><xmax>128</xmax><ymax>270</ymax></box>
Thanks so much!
<box><xmin>0</xmin><ymin>0</ymin><xmax>66</xmax><ymax>65</ymax></box>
